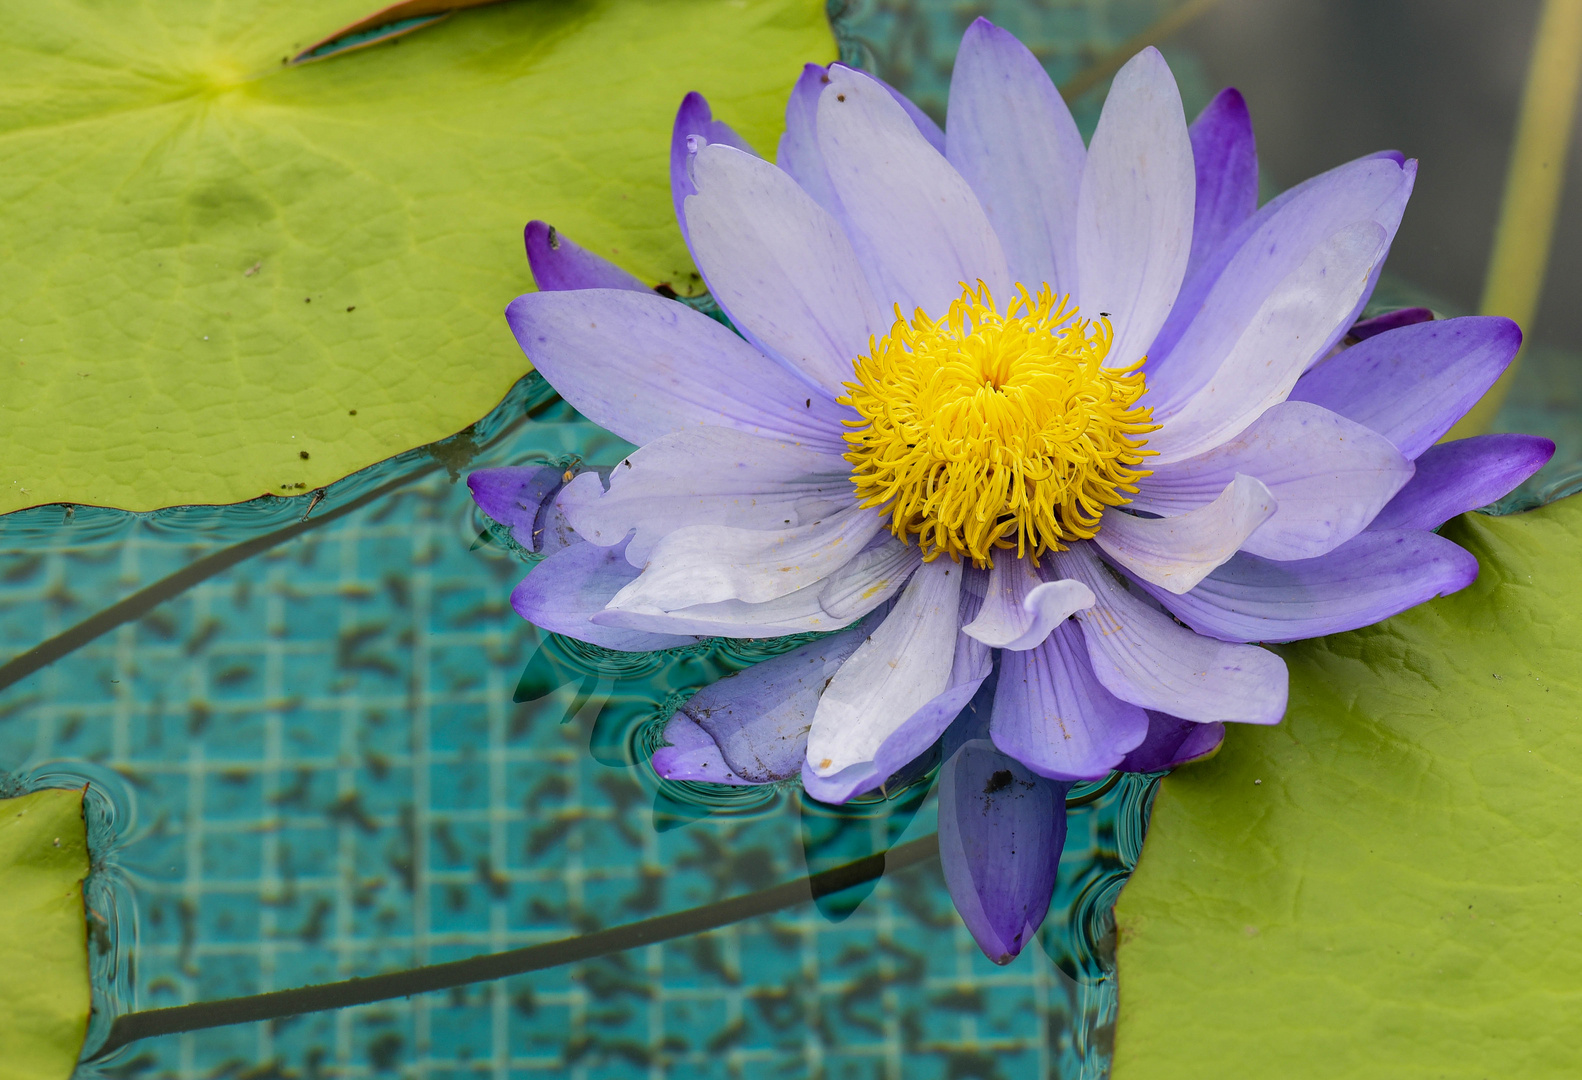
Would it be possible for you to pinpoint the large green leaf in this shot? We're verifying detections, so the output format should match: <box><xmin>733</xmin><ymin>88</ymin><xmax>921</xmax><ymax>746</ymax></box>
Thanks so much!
<box><xmin>1114</xmin><ymin>496</ymin><xmax>1582</xmax><ymax>1077</ymax></box>
<box><xmin>0</xmin><ymin>787</ymin><xmax>90</xmax><ymax>1080</ymax></box>
<box><xmin>0</xmin><ymin>0</ymin><xmax>834</xmax><ymax>515</ymax></box>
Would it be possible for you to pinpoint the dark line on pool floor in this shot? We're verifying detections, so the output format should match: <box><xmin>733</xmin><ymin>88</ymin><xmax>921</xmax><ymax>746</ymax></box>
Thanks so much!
<box><xmin>92</xmin><ymin>833</ymin><xmax>942</xmax><ymax>1058</ymax></box>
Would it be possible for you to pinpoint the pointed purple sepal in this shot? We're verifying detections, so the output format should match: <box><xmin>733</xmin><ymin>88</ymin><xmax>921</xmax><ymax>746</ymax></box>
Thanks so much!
<box><xmin>1349</xmin><ymin>306</ymin><xmax>1433</xmax><ymax>341</ymax></box>
<box><xmin>1369</xmin><ymin>433</ymin><xmax>1555</xmax><ymax>532</ymax></box>
<box><xmin>1120</xmin><ymin>712</ymin><xmax>1226</xmax><ymax>773</ymax></box>
<box><xmin>671</xmin><ymin>92</ymin><xmax>756</xmax><ymax>245</ymax></box>
<box><xmin>938</xmin><ymin>738</ymin><xmax>1069</xmax><ymax>965</ymax></box>
<box><xmin>467</xmin><ymin>465</ymin><xmax>570</xmax><ymax>553</ymax></box>
<box><xmin>523</xmin><ymin>221</ymin><xmax>650</xmax><ymax>294</ymax></box>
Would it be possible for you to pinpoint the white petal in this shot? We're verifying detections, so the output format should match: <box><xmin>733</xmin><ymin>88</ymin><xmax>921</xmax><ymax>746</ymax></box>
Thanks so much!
<box><xmin>961</xmin><ymin>556</ymin><xmax>1095</xmax><ymax>650</ymax></box>
<box><xmin>1055</xmin><ymin>543</ymin><xmax>1287</xmax><ymax>723</ymax></box>
<box><xmin>1094</xmin><ymin>474</ymin><xmax>1274</xmax><ymax>594</ymax></box>
<box><xmin>608</xmin><ymin>504</ymin><xmax>884</xmax><ymax>612</ymax></box>
<box><xmin>591</xmin><ymin>574</ymin><xmax>881</xmax><ymax>639</ymax></box>
<box><xmin>1074</xmin><ymin>47</ymin><xmax>1195</xmax><ymax>370</ymax></box>
<box><xmin>818</xmin><ymin>536</ymin><xmax>923</xmax><ymax>619</ymax></box>
<box><xmin>805</xmin><ymin>559</ymin><xmax>966</xmax><ymax>777</ymax></box>
<box><xmin>685</xmin><ymin>145</ymin><xmax>886</xmax><ymax>394</ymax></box>
<box><xmin>817</xmin><ymin>67</ymin><xmax>1011</xmax><ymax>316</ymax></box>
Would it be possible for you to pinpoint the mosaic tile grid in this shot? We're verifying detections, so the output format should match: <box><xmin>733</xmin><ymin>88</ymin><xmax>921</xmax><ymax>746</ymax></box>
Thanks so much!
<box><xmin>0</xmin><ymin>378</ymin><xmax>1139</xmax><ymax>1079</ymax></box>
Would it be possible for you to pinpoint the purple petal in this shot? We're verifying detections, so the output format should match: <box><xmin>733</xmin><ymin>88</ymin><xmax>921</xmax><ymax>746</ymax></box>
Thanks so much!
<box><xmin>652</xmin><ymin>713</ymin><xmax>753</xmax><ymax>786</ymax></box>
<box><xmin>1130</xmin><ymin>400</ymin><xmax>1414</xmax><ymax>561</ymax></box>
<box><xmin>1288</xmin><ymin>316</ymin><xmax>1522</xmax><ymax>459</ymax></box>
<box><xmin>1075</xmin><ymin>47</ymin><xmax>1195</xmax><ymax>373</ymax></box>
<box><xmin>684</xmin><ymin>144</ymin><xmax>885</xmax><ymax>393</ymax></box>
<box><xmin>505</xmin><ymin>289</ymin><xmax>850</xmax><ymax>450</ymax></box>
<box><xmin>961</xmin><ymin>555</ymin><xmax>1095</xmax><ymax>651</ymax></box>
<box><xmin>1093</xmin><ymin>474</ymin><xmax>1275</xmax><ymax>594</ymax></box>
<box><xmin>1134</xmin><ymin>529</ymin><xmax>1479</xmax><ymax>644</ymax></box>
<box><xmin>510</xmin><ymin>539</ymin><xmax>701</xmax><ymax>653</ymax></box>
<box><xmin>1349</xmin><ymin>306</ymin><xmax>1433</xmax><ymax>340</ymax></box>
<box><xmin>946</xmin><ymin>17</ymin><xmax>1086</xmax><ymax>293</ymax></box>
<box><xmin>1369</xmin><ymin>434</ymin><xmax>1555</xmax><ymax>532</ymax></box>
<box><xmin>1184</xmin><ymin>88</ymin><xmax>1258</xmax><ymax>285</ymax></box>
<box><xmin>1055</xmin><ymin>542</ymin><xmax>1288</xmax><ymax>723</ymax></box>
<box><xmin>777</xmin><ymin>65</ymin><xmax>842</xmax><ymax>215</ymax></box>
<box><xmin>991</xmin><ymin>621</ymin><xmax>1149</xmax><ymax>781</ymax></box>
<box><xmin>938</xmin><ymin>738</ymin><xmax>1068</xmax><ymax>964</ymax></box>
<box><xmin>1119</xmin><ymin>713</ymin><xmax>1225</xmax><ymax>772</ymax></box>
<box><xmin>817</xmin><ymin>66</ymin><xmax>1010</xmax><ymax>317</ymax></box>
<box><xmin>673</xmin><ymin>624</ymin><xmax>872</xmax><ymax>782</ymax></box>
<box><xmin>1146</xmin><ymin>222</ymin><xmax>1389</xmax><ymax>465</ymax></box>
<box><xmin>670</xmin><ymin>92</ymin><xmax>756</xmax><ymax>245</ymax></box>
<box><xmin>523</xmin><ymin>221</ymin><xmax>649</xmax><ymax>294</ymax></box>
<box><xmin>1148</xmin><ymin>154</ymin><xmax>1414</xmax><ymax>410</ymax></box>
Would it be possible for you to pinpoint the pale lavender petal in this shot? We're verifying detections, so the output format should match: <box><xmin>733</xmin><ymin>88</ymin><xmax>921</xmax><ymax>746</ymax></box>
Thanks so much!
<box><xmin>1094</xmin><ymin>474</ymin><xmax>1275</xmax><ymax>594</ymax></box>
<box><xmin>671</xmin><ymin>92</ymin><xmax>756</xmax><ymax>245</ymax></box>
<box><xmin>523</xmin><ymin>221</ymin><xmax>649</xmax><ymax>294</ymax></box>
<box><xmin>946</xmin><ymin>17</ymin><xmax>1086</xmax><ymax>293</ymax></box>
<box><xmin>505</xmin><ymin>289</ymin><xmax>850</xmax><ymax>450</ymax></box>
<box><xmin>991</xmin><ymin>621</ymin><xmax>1149</xmax><ymax>780</ymax></box>
<box><xmin>938</xmin><ymin>739</ymin><xmax>1068</xmax><ymax>964</ymax></box>
<box><xmin>1288</xmin><ymin>316</ymin><xmax>1522</xmax><ymax>460</ymax></box>
<box><xmin>510</xmin><ymin>539</ymin><xmax>701</xmax><ymax>653</ymax></box>
<box><xmin>1134</xmin><ymin>529</ymin><xmax>1479</xmax><ymax>644</ymax></box>
<box><xmin>652</xmin><ymin>713</ymin><xmax>753</xmax><ymax>786</ymax></box>
<box><xmin>1349</xmin><ymin>306</ymin><xmax>1433</xmax><ymax>341</ymax></box>
<box><xmin>1056</xmin><ymin>543</ymin><xmax>1287</xmax><ymax>723</ymax></box>
<box><xmin>817</xmin><ymin>66</ymin><xmax>1011</xmax><ymax>316</ymax></box>
<box><xmin>961</xmin><ymin>555</ymin><xmax>1094</xmax><ymax>651</ymax></box>
<box><xmin>1075</xmin><ymin>46</ymin><xmax>1195</xmax><ymax>371</ymax></box>
<box><xmin>869</xmin><ymin>67</ymin><xmax>947</xmax><ymax>154</ymax></box>
<box><xmin>674</xmin><ymin>624</ymin><xmax>873</xmax><ymax>782</ymax></box>
<box><xmin>1119</xmin><ymin>713</ymin><xmax>1224</xmax><ymax>772</ymax></box>
<box><xmin>1146</xmin><ymin>222</ymin><xmax>1389</xmax><ymax>464</ymax></box>
<box><xmin>778</xmin><ymin>64</ymin><xmax>842</xmax><ymax>215</ymax></box>
<box><xmin>554</xmin><ymin>426</ymin><xmax>850</xmax><ymax>558</ymax></box>
<box><xmin>1369</xmin><ymin>434</ymin><xmax>1554</xmax><ymax>532</ymax></box>
<box><xmin>1148</xmin><ymin>155</ymin><xmax>1414</xmax><ymax>407</ymax></box>
<box><xmin>1131</xmin><ymin>400</ymin><xmax>1414</xmax><ymax>561</ymax></box>
<box><xmin>1184</xmin><ymin>88</ymin><xmax>1258</xmax><ymax>284</ymax></box>
<box><xmin>685</xmin><ymin>145</ymin><xmax>885</xmax><ymax>393</ymax></box>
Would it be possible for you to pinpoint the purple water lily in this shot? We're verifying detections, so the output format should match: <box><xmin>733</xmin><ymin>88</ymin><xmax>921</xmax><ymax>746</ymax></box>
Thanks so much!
<box><xmin>470</xmin><ymin>20</ymin><xmax>1553</xmax><ymax>964</ymax></box>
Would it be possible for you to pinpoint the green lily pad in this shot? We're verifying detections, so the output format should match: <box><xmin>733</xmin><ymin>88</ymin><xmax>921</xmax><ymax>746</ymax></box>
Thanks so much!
<box><xmin>0</xmin><ymin>0</ymin><xmax>834</xmax><ymax>515</ymax></box>
<box><xmin>1114</xmin><ymin>496</ymin><xmax>1582</xmax><ymax>1077</ymax></box>
<box><xmin>0</xmin><ymin>787</ymin><xmax>90</xmax><ymax>1080</ymax></box>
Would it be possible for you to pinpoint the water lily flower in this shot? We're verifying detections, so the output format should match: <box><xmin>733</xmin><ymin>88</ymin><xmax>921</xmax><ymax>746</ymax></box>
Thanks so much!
<box><xmin>471</xmin><ymin>20</ymin><xmax>1554</xmax><ymax>962</ymax></box>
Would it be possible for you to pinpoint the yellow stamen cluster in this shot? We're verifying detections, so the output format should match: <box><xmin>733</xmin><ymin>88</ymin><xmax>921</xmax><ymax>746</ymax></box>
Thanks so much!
<box><xmin>841</xmin><ymin>283</ymin><xmax>1157</xmax><ymax>567</ymax></box>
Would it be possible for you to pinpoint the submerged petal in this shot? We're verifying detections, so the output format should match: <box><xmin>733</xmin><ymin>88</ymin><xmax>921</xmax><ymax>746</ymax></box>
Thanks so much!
<box><xmin>673</xmin><ymin>623</ymin><xmax>874</xmax><ymax>782</ymax></box>
<box><xmin>1094</xmin><ymin>474</ymin><xmax>1276</xmax><ymax>594</ymax></box>
<box><xmin>946</xmin><ymin>17</ymin><xmax>1086</xmax><ymax>294</ymax></box>
<box><xmin>1056</xmin><ymin>543</ymin><xmax>1287</xmax><ymax>723</ymax></box>
<box><xmin>991</xmin><ymin>620</ymin><xmax>1149</xmax><ymax>780</ymax></box>
<box><xmin>938</xmin><ymin>738</ymin><xmax>1068</xmax><ymax>964</ymax></box>
<box><xmin>652</xmin><ymin>713</ymin><xmax>753</xmax><ymax>786</ymax></box>
<box><xmin>1075</xmin><ymin>46</ymin><xmax>1195</xmax><ymax>371</ymax></box>
<box><xmin>505</xmin><ymin>289</ymin><xmax>851</xmax><ymax>450</ymax></box>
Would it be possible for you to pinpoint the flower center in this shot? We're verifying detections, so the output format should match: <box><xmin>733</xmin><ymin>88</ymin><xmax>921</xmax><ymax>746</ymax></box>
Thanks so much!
<box><xmin>840</xmin><ymin>283</ymin><xmax>1157</xmax><ymax>567</ymax></box>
